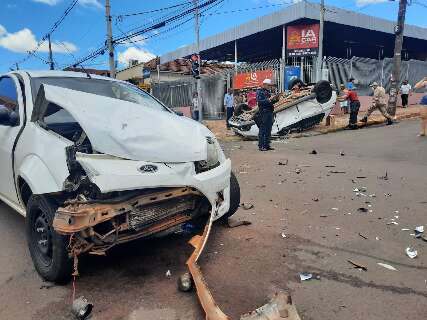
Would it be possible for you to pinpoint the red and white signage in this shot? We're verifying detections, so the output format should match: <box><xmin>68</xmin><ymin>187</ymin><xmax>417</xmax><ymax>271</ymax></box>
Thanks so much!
<box><xmin>233</xmin><ymin>70</ymin><xmax>273</xmax><ymax>90</ymax></box>
<box><xmin>286</xmin><ymin>24</ymin><xmax>320</xmax><ymax>57</ymax></box>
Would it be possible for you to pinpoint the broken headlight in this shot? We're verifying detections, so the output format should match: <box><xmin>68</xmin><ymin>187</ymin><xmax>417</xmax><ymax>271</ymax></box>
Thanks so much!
<box><xmin>195</xmin><ymin>137</ymin><xmax>220</xmax><ymax>173</ymax></box>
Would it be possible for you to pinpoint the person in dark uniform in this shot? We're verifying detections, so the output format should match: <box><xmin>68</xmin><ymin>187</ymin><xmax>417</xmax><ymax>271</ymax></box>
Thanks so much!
<box><xmin>256</xmin><ymin>79</ymin><xmax>279</xmax><ymax>151</ymax></box>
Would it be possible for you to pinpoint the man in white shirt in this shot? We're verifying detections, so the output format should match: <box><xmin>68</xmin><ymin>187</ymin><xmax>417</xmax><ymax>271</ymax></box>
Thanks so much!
<box><xmin>400</xmin><ymin>80</ymin><xmax>412</xmax><ymax>108</ymax></box>
<box><xmin>224</xmin><ymin>88</ymin><xmax>234</xmax><ymax>129</ymax></box>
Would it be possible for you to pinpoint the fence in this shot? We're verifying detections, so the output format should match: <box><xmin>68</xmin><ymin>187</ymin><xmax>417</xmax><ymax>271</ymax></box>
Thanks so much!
<box><xmin>151</xmin><ymin>81</ymin><xmax>194</xmax><ymax>109</ymax></box>
<box><xmin>326</xmin><ymin>56</ymin><xmax>427</xmax><ymax>95</ymax></box>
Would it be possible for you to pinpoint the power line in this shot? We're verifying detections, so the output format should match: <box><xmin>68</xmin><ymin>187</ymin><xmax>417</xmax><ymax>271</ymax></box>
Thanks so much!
<box><xmin>10</xmin><ymin>0</ymin><xmax>79</xmax><ymax>69</ymax></box>
<box><xmin>116</xmin><ymin>1</ymin><xmax>193</xmax><ymax>18</ymax></box>
<box><xmin>65</xmin><ymin>0</ymin><xmax>223</xmax><ymax>69</ymax></box>
<box><xmin>201</xmin><ymin>2</ymin><xmax>293</xmax><ymax>16</ymax></box>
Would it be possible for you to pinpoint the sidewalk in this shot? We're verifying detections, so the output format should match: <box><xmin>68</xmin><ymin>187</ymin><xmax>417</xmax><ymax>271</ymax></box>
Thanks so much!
<box><xmin>205</xmin><ymin>105</ymin><xmax>424</xmax><ymax>141</ymax></box>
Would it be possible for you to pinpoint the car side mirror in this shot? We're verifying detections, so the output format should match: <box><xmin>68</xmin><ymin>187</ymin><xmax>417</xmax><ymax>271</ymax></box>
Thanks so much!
<box><xmin>0</xmin><ymin>106</ymin><xmax>19</xmax><ymax>127</ymax></box>
<box><xmin>175</xmin><ymin>111</ymin><xmax>184</xmax><ymax>116</ymax></box>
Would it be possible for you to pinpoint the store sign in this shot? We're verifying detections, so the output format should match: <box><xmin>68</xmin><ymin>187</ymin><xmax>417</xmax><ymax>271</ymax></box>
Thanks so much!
<box><xmin>233</xmin><ymin>70</ymin><xmax>273</xmax><ymax>89</ymax></box>
<box><xmin>286</xmin><ymin>24</ymin><xmax>319</xmax><ymax>57</ymax></box>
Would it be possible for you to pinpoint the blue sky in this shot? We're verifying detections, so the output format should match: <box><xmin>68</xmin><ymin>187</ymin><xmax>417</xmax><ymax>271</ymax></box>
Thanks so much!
<box><xmin>0</xmin><ymin>0</ymin><xmax>426</xmax><ymax>73</ymax></box>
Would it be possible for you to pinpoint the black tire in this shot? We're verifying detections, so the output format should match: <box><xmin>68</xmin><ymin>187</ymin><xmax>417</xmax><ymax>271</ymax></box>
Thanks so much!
<box><xmin>26</xmin><ymin>195</ymin><xmax>72</xmax><ymax>283</ymax></box>
<box><xmin>313</xmin><ymin>80</ymin><xmax>333</xmax><ymax>104</ymax></box>
<box><xmin>220</xmin><ymin>171</ymin><xmax>241</xmax><ymax>221</ymax></box>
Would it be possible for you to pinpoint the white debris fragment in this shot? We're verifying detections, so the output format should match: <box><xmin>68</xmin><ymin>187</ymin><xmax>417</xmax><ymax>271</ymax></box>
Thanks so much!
<box><xmin>281</xmin><ymin>232</ymin><xmax>287</xmax><ymax>238</ymax></box>
<box><xmin>166</xmin><ymin>270</ymin><xmax>172</xmax><ymax>277</ymax></box>
<box><xmin>299</xmin><ymin>273</ymin><xmax>313</xmax><ymax>281</ymax></box>
<box><xmin>332</xmin><ymin>208</ymin><xmax>339</xmax><ymax>211</ymax></box>
<box><xmin>375</xmin><ymin>236</ymin><xmax>380</xmax><ymax>241</ymax></box>
<box><xmin>401</xmin><ymin>228</ymin><xmax>410</xmax><ymax>231</ymax></box>
<box><xmin>406</xmin><ymin>247</ymin><xmax>418</xmax><ymax>259</ymax></box>
<box><xmin>377</xmin><ymin>263</ymin><xmax>397</xmax><ymax>271</ymax></box>
<box><xmin>415</xmin><ymin>226</ymin><xmax>424</xmax><ymax>233</ymax></box>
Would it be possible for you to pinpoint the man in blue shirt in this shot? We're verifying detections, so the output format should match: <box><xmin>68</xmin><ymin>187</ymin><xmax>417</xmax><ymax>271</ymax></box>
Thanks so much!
<box><xmin>224</xmin><ymin>88</ymin><xmax>234</xmax><ymax>129</ymax></box>
<box><xmin>347</xmin><ymin>78</ymin><xmax>355</xmax><ymax>90</ymax></box>
<box><xmin>256</xmin><ymin>79</ymin><xmax>279</xmax><ymax>151</ymax></box>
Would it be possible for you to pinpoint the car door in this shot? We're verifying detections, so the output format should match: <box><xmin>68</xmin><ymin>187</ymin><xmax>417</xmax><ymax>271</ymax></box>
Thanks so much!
<box><xmin>0</xmin><ymin>75</ymin><xmax>25</xmax><ymax>205</ymax></box>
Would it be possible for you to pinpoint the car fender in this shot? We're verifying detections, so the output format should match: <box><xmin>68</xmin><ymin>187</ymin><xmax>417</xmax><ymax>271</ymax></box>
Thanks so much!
<box><xmin>18</xmin><ymin>154</ymin><xmax>64</xmax><ymax>195</ymax></box>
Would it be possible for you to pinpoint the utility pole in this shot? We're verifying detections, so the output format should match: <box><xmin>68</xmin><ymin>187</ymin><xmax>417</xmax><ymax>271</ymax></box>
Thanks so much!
<box><xmin>388</xmin><ymin>0</ymin><xmax>408</xmax><ymax>116</ymax></box>
<box><xmin>47</xmin><ymin>34</ymin><xmax>54</xmax><ymax>70</ymax></box>
<box><xmin>15</xmin><ymin>63</ymin><xmax>19</xmax><ymax>70</ymax></box>
<box><xmin>316</xmin><ymin>0</ymin><xmax>325</xmax><ymax>81</ymax></box>
<box><xmin>105</xmin><ymin>0</ymin><xmax>116</xmax><ymax>78</ymax></box>
<box><xmin>193</xmin><ymin>0</ymin><xmax>202</xmax><ymax>122</ymax></box>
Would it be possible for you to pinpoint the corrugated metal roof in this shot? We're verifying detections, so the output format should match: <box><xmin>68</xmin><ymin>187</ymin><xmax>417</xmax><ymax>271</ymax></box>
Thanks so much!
<box><xmin>160</xmin><ymin>1</ymin><xmax>427</xmax><ymax>63</ymax></box>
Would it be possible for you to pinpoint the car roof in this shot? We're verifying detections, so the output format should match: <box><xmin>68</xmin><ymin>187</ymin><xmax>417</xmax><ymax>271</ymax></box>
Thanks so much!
<box><xmin>7</xmin><ymin>70</ymin><xmax>116</xmax><ymax>81</ymax></box>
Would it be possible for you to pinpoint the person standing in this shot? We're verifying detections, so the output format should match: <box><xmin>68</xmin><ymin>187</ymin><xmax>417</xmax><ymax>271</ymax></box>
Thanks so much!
<box><xmin>339</xmin><ymin>84</ymin><xmax>349</xmax><ymax>114</ymax></box>
<box><xmin>192</xmin><ymin>92</ymin><xmax>200</xmax><ymax>121</ymax></box>
<box><xmin>414</xmin><ymin>77</ymin><xmax>427</xmax><ymax>136</ymax></box>
<box><xmin>347</xmin><ymin>78</ymin><xmax>355</xmax><ymax>90</ymax></box>
<box><xmin>224</xmin><ymin>88</ymin><xmax>234</xmax><ymax>129</ymax></box>
<box><xmin>361</xmin><ymin>82</ymin><xmax>393</xmax><ymax>125</ymax></box>
<box><xmin>337</xmin><ymin>87</ymin><xmax>360</xmax><ymax>129</ymax></box>
<box><xmin>400</xmin><ymin>80</ymin><xmax>412</xmax><ymax>108</ymax></box>
<box><xmin>256</xmin><ymin>79</ymin><xmax>279</xmax><ymax>151</ymax></box>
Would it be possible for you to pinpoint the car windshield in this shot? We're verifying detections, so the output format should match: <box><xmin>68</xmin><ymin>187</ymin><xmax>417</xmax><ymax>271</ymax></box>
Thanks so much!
<box><xmin>30</xmin><ymin>76</ymin><xmax>170</xmax><ymax>113</ymax></box>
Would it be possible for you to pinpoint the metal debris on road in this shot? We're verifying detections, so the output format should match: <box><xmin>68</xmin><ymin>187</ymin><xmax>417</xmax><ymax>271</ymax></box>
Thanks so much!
<box><xmin>241</xmin><ymin>203</ymin><xmax>254</xmax><ymax>210</ymax></box>
<box><xmin>347</xmin><ymin>260</ymin><xmax>368</xmax><ymax>271</ymax></box>
<box><xmin>71</xmin><ymin>296</ymin><xmax>93</xmax><ymax>320</ymax></box>
<box><xmin>406</xmin><ymin>247</ymin><xmax>418</xmax><ymax>259</ymax></box>
<box><xmin>377</xmin><ymin>263</ymin><xmax>397</xmax><ymax>271</ymax></box>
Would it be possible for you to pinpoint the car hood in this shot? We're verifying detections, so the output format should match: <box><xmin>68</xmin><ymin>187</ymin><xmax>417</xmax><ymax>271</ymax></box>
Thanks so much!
<box><xmin>40</xmin><ymin>84</ymin><xmax>211</xmax><ymax>162</ymax></box>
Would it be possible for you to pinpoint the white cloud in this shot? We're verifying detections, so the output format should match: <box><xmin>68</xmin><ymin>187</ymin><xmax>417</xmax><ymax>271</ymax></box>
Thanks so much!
<box><xmin>0</xmin><ymin>25</ymin><xmax>6</xmax><ymax>37</ymax></box>
<box><xmin>118</xmin><ymin>47</ymin><xmax>156</xmax><ymax>66</ymax></box>
<box><xmin>0</xmin><ymin>25</ymin><xmax>77</xmax><ymax>54</ymax></box>
<box><xmin>78</xmin><ymin>0</ymin><xmax>102</xmax><ymax>9</ymax></box>
<box><xmin>32</xmin><ymin>0</ymin><xmax>102</xmax><ymax>9</ymax></box>
<box><xmin>356</xmin><ymin>0</ymin><xmax>387</xmax><ymax>7</ymax></box>
<box><xmin>32</xmin><ymin>0</ymin><xmax>60</xmax><ymax>5</ymax></box>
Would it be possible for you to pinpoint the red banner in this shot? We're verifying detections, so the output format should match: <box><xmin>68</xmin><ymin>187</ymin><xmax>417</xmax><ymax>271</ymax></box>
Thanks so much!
<box><xmin>233</xmin><ymin>70</ymin><xmax>273</xmax><ymax>90</ymax></box>
<box><xmin>286</xmin><ymin>24</ymin><xmax>319</xmax><ymax>57</ymax></box>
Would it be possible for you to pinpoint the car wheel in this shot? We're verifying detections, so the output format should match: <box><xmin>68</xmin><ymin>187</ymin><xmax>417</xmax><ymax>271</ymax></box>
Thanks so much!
<box><xmin>313</xmin><ymin>80</ymin><xmax>333</xmax><ymax>104</ymax></box>
<box><xmin>26</xmin><ymin>195</ymin><xmax>72</xmax><ymax>283</ymax></box>
<box><xmin>220</xmin><ymin>171</ymin><xmax>241</xmax><ymax>221</ymax></box>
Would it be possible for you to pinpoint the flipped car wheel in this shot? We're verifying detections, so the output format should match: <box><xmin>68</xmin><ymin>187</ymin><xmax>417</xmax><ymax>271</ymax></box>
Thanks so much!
<box><xmin>220</xmin><ymin>171</ymin><xmax>241</xmax><ymax>221</ymax></box>
<box><xmin>313</xmin><ymin>80</ymin><xmax>333</xmax><ymax>104</ymax></box>
<box><xmin>26</xmin><ymin>195</ymin><xmax>72</xmax><ymax>283</ymax></box>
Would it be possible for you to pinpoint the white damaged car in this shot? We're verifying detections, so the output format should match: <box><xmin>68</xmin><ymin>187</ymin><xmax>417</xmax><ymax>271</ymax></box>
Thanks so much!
<box><xmin>0</xmin><ymin>71</ymin><xmax>240</xmax><ymax>282</ymax></box>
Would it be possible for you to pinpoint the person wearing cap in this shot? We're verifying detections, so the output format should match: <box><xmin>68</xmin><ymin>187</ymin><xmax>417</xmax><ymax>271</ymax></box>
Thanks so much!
<box><xmin>361</xmin><ymin>82</ymin><xmax>393</xmax><ymax>125</ymax></box>
<box><xmin>256</xmin><ymin>79</ymin><xmax>279</xmax><ymax>151</ymax></box>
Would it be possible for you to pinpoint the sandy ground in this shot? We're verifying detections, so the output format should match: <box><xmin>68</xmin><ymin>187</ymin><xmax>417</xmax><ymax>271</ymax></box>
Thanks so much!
<box><xmin>0</xmin><ymin>119</ymin><xmax>426</xmax><ymax>319</ymax></box>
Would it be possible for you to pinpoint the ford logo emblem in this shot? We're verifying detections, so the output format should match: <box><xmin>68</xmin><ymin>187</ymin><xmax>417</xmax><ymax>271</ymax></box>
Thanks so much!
<box><xmin>139</xmin><ymin>164</ymin><xmax>158</xmax><ymax>173</ymax></box>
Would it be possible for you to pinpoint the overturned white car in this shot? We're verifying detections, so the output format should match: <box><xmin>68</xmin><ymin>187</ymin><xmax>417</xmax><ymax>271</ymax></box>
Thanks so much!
<box><xmin>0</xmin><ymin>71</ymin><xmax>240</xmax><ymax>282</ymax></box>
<box><xmin>228</xmin><ymin>80</ymin><xmax>337</xmax><ymax>138</ymax></box>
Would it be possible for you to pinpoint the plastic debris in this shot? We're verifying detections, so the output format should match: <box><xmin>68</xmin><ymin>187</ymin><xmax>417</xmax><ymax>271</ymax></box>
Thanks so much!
<box><xmin>71</xmin><ymin>296</ymin><xmax>93</xmax><ymax>320</ymax></box>
<box><xmin>281</xmin><ymin>232</ymin><xmax>287</xmax><ymax>238</ymax></box>
<box><xmin>299</xmin><ymin>272</ymin><xmax>320</xmax><ymax>281</ymax></box>
<box><xmin>377</xmin><ymin>263</ymin><xmax>397</xmax><ymax>271</ymax></box>
<box><xmin>387</xmin><ymin>221</ymin><xmax>399</xmax><ymax>225</ymax></box>
<box><xmin>332</xmin><ymin>208</ymin><xmax>339</xmax><ymax>211</ymax></box>
<box><xmin>166</xmin><ymin>270</ymin><xmax>172</xmax><ymax>277</ymax></box>
<box><xmin>177</xmin><ymin>272</ymin><xmax>193</xmax><ymax>292</ymax></box>
<box><xmin>277</xmin><ymin>160</ymin><xmax>289</xmax><ymax>166</ymax></box>
<box><xmin>347</xmin><ymin>259</ymin><xmax>367</xmax><ymax>271</ymax></box>
<box><xmin>401</xmin><ymin>228</ymin><xmax>410</xmax><ymax>231</ymax></box>
<box><xmin>415</xmin><ymin>226</ymin><xmax>424</xmax><ymax>234</ymax></box>
<box><xmin>241</xmin><ymin>203</ymin><xmax>254</xmax><ymax>210</ymax></box>
<box><xmin>406</xmin><ymin>247</ymin><xmax>418</xmax><ymax>259</ymax></box>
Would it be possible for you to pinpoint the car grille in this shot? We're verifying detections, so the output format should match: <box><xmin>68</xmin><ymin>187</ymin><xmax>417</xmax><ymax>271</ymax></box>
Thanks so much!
<box><xmin>128</xmin><ymin>195</ymin><xmax>197</xmax><ymax>231</ymax></box>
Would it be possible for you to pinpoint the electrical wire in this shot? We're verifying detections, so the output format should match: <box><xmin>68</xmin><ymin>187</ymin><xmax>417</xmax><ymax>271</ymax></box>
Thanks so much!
<box><xmin>10</xmin><ymin>0</ymin><xmax>79</xmax><ymax>69</ymax></box>
<box><xmin>115</xmin><ymin>1</ymin><xmax>193</xmax><ymax>18</ymax></box>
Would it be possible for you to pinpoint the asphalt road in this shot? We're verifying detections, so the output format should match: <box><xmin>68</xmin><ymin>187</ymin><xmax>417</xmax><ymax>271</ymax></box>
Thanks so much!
<box><xmin>0</xmin><ymin>119</ymin><xmax>426</xmax><ymax>319</ymax></box>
